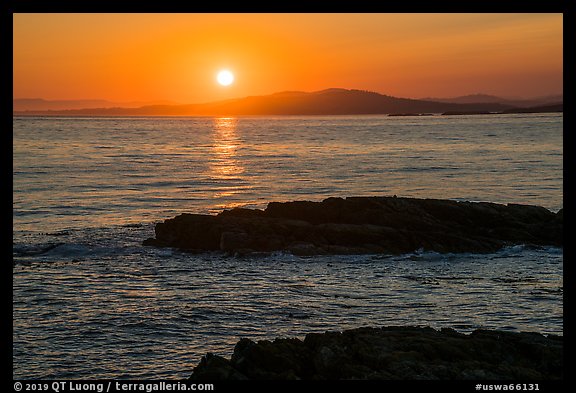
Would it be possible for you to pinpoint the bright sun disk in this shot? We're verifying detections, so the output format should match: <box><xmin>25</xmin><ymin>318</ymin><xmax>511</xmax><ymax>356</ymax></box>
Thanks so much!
<box><xmin>217</xmin><ymin>70</ymin><xmax>234</xmax><ymax>86</ymax></box>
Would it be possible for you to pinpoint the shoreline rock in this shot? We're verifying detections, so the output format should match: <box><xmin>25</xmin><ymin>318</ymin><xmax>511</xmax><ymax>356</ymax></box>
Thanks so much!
<box><xmin>189</xmin><ymin>326</ymin><xmax>563</xmax><ymax>380</ymax></box>
<box><xmin>143</xmin><ymin>196</ymin><xmax>562</xmax><ymax>256</ymax></box>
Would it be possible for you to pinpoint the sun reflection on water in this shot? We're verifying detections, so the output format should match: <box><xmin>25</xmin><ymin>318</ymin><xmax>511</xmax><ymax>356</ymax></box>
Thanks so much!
<box><xmin>211</xmin><ymin>118</ymin><xmax>243</xmax><ymax>178</ymax></box>
<box><xmin>209</xmin><ymin>117</ymin><xmax>246</xmax><ymax>200</ymax></box>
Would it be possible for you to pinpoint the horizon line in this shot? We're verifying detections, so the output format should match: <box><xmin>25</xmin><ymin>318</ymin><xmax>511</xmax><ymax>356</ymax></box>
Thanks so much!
<box><xmin>13</xmin><ymin>88</ymin><xmax>564</xmax><ymax>107</ymax></box>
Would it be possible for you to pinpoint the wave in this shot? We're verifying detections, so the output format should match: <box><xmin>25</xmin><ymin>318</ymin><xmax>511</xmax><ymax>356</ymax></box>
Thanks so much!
<box><xmin>13</xmin><ymin>242</ymin><xmax>65</xmax><ymax>257</ymax></box>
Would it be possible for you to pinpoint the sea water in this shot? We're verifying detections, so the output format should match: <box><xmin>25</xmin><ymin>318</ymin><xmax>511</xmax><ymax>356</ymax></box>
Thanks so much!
<box><xmin>13</xmin><ymin>114</ymin><xmax>563</xmax><ymax>379</ymax></box>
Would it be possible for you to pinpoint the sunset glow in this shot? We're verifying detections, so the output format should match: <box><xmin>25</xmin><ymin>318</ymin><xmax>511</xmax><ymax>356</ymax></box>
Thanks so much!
<box><xmin>13</xmin><ymin>13</ymin><xmax>562</xmax><ymax>103</ymax></box>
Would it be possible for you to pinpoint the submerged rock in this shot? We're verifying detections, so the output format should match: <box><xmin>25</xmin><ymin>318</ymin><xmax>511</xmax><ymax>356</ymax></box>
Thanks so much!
<box><xmin>143</xmin><ymin>196</ymin><xmax>562</xmax><ymax>255</ymax></box>
<box><xmin>189</xmin><ymin>326</ymin><xmax>563</xmax><ymax>380</ymax></box>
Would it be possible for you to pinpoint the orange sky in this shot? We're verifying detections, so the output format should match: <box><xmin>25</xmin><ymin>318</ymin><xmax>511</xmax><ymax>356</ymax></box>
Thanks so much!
<box><xmin>13</xmin><ymin>13</ymin><xmax>563</xmax><ymax>103</ymax></box>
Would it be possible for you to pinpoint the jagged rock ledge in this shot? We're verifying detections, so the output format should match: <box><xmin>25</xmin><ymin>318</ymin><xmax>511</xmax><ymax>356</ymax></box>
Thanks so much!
<box><xmin>189</xmin><ymin>326</ymin><xmax>562</xmax><ymax>380</ymax></box>
<box><xmin>143</xmin><ymin>196</ymin><xmax>562</xmax><ymax>256</ymax></box>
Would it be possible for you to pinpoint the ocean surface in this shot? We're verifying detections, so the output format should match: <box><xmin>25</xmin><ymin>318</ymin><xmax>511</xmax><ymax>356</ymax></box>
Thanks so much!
<box><xmin>13</xmin><ymin>114</ymin><xmax>563</xmax><ymax>379</ymax></box>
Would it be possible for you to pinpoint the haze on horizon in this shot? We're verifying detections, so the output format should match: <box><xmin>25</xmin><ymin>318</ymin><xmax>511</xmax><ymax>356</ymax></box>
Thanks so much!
<box><xmin>13</xmin><ymin>13</ymin><xmax>563</xmax><ymax>104</ymax></box>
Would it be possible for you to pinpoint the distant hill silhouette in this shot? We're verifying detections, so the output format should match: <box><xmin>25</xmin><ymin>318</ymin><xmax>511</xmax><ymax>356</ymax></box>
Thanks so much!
<box><xmin>13</xmin><ymin>98</ymin><xmax>178</xmax><ymax>112</ymax></box>
<box><xmin>422</xmin><ymin>93</ymin><xmax>563</xmax><ymax>108</ymax></box>
<box><xmin>14</xmin><ymin>88</ymin><xmax>555</xmax><ymax>116</ymax></box>
<box><xmin>502</xmin><ymin>103</ymin><xmax>563</xmax><ymax>114</ymax></box>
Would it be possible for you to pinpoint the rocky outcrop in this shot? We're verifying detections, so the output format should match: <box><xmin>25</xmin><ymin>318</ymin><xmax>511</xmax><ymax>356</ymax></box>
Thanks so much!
<box><xmin>188</xmin><ymin>326</ymin><xmax>563</xmax><ymax>380</ymax></box>
<box><xmin>143</xmin><ymin>196</ymin><xmax>562</xmax><ymax>255</ymax></box>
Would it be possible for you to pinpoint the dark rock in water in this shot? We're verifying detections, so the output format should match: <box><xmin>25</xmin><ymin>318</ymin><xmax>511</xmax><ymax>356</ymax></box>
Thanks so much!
<box><xmin>189</xmin><ymin>326</ymin><xmax>563</xmax><ymax>380</ymax></box>
<box><xmin>143</xmin><ymin>196</ymin><xmax>562</xmax><ymax>255</ymax></box>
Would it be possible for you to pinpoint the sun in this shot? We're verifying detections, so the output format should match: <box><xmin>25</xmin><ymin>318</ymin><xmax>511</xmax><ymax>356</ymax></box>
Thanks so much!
<box><xmin>217</xmin><ymin>70</ymin><xmax>234</xmax><ymax>86</ymax></box>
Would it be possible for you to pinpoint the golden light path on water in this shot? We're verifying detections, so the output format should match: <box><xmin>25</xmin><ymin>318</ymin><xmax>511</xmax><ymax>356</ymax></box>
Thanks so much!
<box><xmin>209</xmin><ymin>117</ymin><xmax>252</xmax><ymax>209</ymax></box>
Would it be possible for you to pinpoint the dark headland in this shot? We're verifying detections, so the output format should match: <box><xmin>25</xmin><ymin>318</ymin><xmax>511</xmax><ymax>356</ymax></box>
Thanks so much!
<box><xmin>143</xmin><ymin>196</ymin><xmax>562</xmax><ymax>256</ymax></box>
